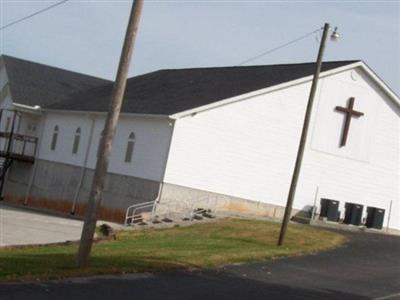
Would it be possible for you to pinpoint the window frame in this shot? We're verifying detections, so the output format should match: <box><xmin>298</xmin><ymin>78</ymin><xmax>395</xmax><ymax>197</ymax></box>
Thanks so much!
<box><xmin>124</xmin><ymin>132</ymin><xmax>135</xmax><ymax>163</ymax></box>
<box><xmin>72</xmin><ymin>127</ymin><xmax>81</xmax><ymax>155</ymax></box>
<box><xmin>50</xmin><ymin>125</ymin><xmax>59</xmax><ymax>151</ymax></box>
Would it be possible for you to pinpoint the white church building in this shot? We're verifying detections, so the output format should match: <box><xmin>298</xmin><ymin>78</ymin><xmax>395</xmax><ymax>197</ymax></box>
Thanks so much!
<box><xmin>0</xmin><ymin>55</ymin><xmax>399</xmax><ymax>231</ymax></box>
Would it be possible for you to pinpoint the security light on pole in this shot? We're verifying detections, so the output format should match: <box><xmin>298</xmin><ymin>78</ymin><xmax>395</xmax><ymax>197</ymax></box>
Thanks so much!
<box><xmin>330</xmin><ymin>27</ymin><xmax>340</xmax><ymax>41</ymax></box>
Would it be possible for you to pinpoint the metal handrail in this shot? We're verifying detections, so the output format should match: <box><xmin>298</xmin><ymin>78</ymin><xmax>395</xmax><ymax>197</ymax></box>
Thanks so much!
<box><xmin>133</xmin><ymin>203</ymin><xmax>155</xmax><ymax>214</ymax></box>
<box><xmin>0</xmin><ymin>132</ymin><xmax>38</xmax><ymax>141</ymax></box>
<box><xmin>124</xmin><ymin>195</ymin><xmax>227</xmax><ymax>226</ymax></box>
<box><xmin>126</xmin><ymin>200</ymin><xmax>155</xmax><ymax>212</ymax></box>
<box><xmin>125</xmin><ymin>200</ymin><xmax>156</xmax><ymax>226</ymax></box>
<box><xmin>0</xmin><ymin>131</ymin><xmax>38</xmax><ymax>159</ymax></box>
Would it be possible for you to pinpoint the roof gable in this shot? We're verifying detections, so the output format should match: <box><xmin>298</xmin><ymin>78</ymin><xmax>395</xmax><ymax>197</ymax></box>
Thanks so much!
<box><xmin>2</xmin><ymin>55</ymin><xmax>110</xmax><ymax>108</ymax></box>
<box><xmin>171</xmin><ymin>61</ymin><xmax>400</xmax><ymax>118</ymax></box>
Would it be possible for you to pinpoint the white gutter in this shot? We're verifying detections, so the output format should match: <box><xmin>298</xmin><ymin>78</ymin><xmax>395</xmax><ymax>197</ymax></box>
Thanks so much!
<box><xmin>357</xmin><ymin>62</ymin><xmax>400</xmax><ymax>108</ymax></box>
<box><xmin>42</xmin><ymin>108</ymin><xmax>171</xmax><ymax>120</ymax></box>
<box><xmin>71</xmin><ymin>116</ymin><xmax>96</xmax><ymax>214</ymax></box>
<box><xmin>23</xmin><ymin>112</ymin><xmax>46</xmax><ymax>205</ymax></box>
<box><xmin>13</xmin><ymin>103</ymin><xmax>42</xmax><ymax>115</ymax></box>
<box><xmin>152</xmin><ymin>119</ymin><xmax>176</xmax><ymax>211</ymax></box>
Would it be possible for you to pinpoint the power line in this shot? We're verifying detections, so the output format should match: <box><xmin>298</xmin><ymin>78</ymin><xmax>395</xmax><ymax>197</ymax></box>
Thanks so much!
<box><xmin>0</xmin><ymin>0</ymin><xmax>70</xmax><ymax>31</ymax></box>
<box><xmin>1</xmin><ymin>3</ymin><xmax>324</xmax><ymax>68</ymax></box>
<box><xmin>237</xmin><ymin>28</ymin><xmax>322</xmax><ymax>66</ymax></box>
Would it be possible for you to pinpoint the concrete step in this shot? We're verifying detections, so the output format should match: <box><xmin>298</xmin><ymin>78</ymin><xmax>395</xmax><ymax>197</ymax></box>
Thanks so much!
<box><xmin>125</xmin><ymin>213</ymin><xmax>223</xmax><ymax>231</ymax></box>
<box><xmin>202</xmin><ymin>212</ymin><xmax>216</xmax><ymax>219</ymax></box>
<box><xmin>161</xmin><ymin>217</ymin><xmax>174</xmax><ymax>223</ymax></box>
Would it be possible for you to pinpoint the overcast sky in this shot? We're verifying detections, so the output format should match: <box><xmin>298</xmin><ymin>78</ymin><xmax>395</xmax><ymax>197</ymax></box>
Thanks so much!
<box><xmin>1</xmin><ymin>1</ymin><xmax>399</xmax><ymax>94</ymax></box>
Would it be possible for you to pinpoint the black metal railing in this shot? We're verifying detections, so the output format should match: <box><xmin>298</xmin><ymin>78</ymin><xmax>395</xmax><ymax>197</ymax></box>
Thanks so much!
<box><xmin>0</xmin><ymin>132</ymin><xmax>38</xmax><ymax>162</ymax></box>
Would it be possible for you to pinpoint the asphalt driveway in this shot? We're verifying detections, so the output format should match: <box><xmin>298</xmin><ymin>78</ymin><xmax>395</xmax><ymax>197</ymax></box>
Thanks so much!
<box><xmin>0</xmin><ymin>229</ymin><xmax>399</xmax><ymax>300</ymax></box>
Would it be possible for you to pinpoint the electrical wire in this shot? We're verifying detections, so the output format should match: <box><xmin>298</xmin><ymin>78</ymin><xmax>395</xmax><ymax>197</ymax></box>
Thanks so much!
<box><xmin>1</xmin><ymin>4</ymin><xmax>323</xmax><ymax>68</ymax></box>
<box><xmin>237</xmin><ymin>28</ymin><xmax>322</xmax><ymax>66</ymax></box>
<box><xmin>0</xmin><ymin>0</ymin><xmax>70</xmax><ymax>31</ymax></box>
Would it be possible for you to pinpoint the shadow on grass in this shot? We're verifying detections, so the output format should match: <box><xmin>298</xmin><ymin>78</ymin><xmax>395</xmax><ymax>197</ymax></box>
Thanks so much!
<box><xmin>0</xmin><ymin>253</ymin><xmax>200</xmax><ymax>281</ymax></box>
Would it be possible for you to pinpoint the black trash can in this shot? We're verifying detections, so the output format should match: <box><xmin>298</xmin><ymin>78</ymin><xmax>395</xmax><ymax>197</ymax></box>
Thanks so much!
<box><xmin>366</xmin><ymin>207</ymin><xmax>385</xmax><ymax>229</ymax></box>
<box><xmin>320</xmin><ymin>198</ymin><xmax>340</xmax><ymax>222</ymax></box>
<box><xmin>343</xmin><ymin>203</ymin><xmax>364</xmax><ymax>225</ymax></box>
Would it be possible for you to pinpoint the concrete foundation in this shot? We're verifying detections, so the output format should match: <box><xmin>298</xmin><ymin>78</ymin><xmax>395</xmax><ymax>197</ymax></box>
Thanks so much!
<box><xmin>4</xmin><ymin>159</ymin><xmax>298</xmax><ymax>224</ymax></box>
<box><xmin>3</xmin><ymin>160</ymin><xmax>32</xmax><ymax>198</ymax></box>
<box><xmin>4</xmin><ymin>159</ymin><xmax>160</xmax><ymax>222</ymax></box>
<box><xmin>158</xmin><ymin>182</ymin><xmax>296</xmax><ymax>220</ymax></box>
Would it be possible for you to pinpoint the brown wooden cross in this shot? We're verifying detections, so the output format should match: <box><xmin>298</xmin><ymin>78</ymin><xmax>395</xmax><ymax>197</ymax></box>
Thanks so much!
<box><xmin>335</xmin><ymin>97</ymin><xmax>364</xmax><ymax>147</ymax></box>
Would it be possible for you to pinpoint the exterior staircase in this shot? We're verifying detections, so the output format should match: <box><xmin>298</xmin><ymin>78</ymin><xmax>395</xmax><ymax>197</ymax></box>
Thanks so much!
<box><xmin>124</xmin><ymin>197</ymin><xmax>218</xmax><ymax>229</ymax></box>
<box><xmin>0</xmin><ymin>157</ymin><xmax>13</xmax><ymax>197</ymax></box>
<box><xmin>0</xmin><ymin>109</ymin><xmax>38</xmax><ymax>198</ymax></box>
<box><xmin>0</xmin><ymin>157</ymin><xmax>12</xmax><ymax>176</ymax></box>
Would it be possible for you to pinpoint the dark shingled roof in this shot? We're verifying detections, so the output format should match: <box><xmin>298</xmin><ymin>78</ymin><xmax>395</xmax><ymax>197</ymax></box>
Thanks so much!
<box><xmin>2</xmin><ymin>55</ymin><xmax>359</xmax><ymax>115</ymax></box>
<box><xmin>2</xmin><ymin>55</ymin><xmax>111</xmax><ymax>107</ymax></box>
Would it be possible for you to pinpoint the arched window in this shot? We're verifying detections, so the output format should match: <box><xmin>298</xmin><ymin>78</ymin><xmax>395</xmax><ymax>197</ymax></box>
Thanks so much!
<box><xmin>72</xmin><ymin>127</ymin><xmax>81</xmax><ymax>154</ymax></box>
<box><xmin>125</xmin><ymin>132</ymin><xmax>135</xmax><ymax>163</ymax></box>
<box><xmin>50</xmin><ymin>125</ymin><xmax>59</xmax><ymax>151</ymax></box>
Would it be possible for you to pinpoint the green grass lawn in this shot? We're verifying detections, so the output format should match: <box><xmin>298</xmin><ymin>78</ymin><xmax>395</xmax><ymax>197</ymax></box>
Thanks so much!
<box><xmin>0</xmin><ymin>218</ymin><xmax>346</xmax><ymax>281</ymax></box>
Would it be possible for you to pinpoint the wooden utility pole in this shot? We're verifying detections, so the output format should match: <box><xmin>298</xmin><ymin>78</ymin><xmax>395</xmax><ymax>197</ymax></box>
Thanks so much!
<box><xmin>277</xmin><ymin>23</ymin><xmax>330</xmax><ymax>246</ymax></box>
<box><xmin>77</xmin><ymin>0</ymin><xmax>144</xmax><ymax>267</ymax></box>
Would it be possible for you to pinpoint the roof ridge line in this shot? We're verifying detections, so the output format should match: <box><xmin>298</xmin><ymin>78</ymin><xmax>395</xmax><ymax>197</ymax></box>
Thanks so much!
<box><xmin>2</xmin><ymin>54</ymin><xmax>112</xmax><ymax>83</ymax></box>
<box><xmin>148</xmin><ymin>60</ymin><xmax>362</xmax><ymax>73</ymax></box>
